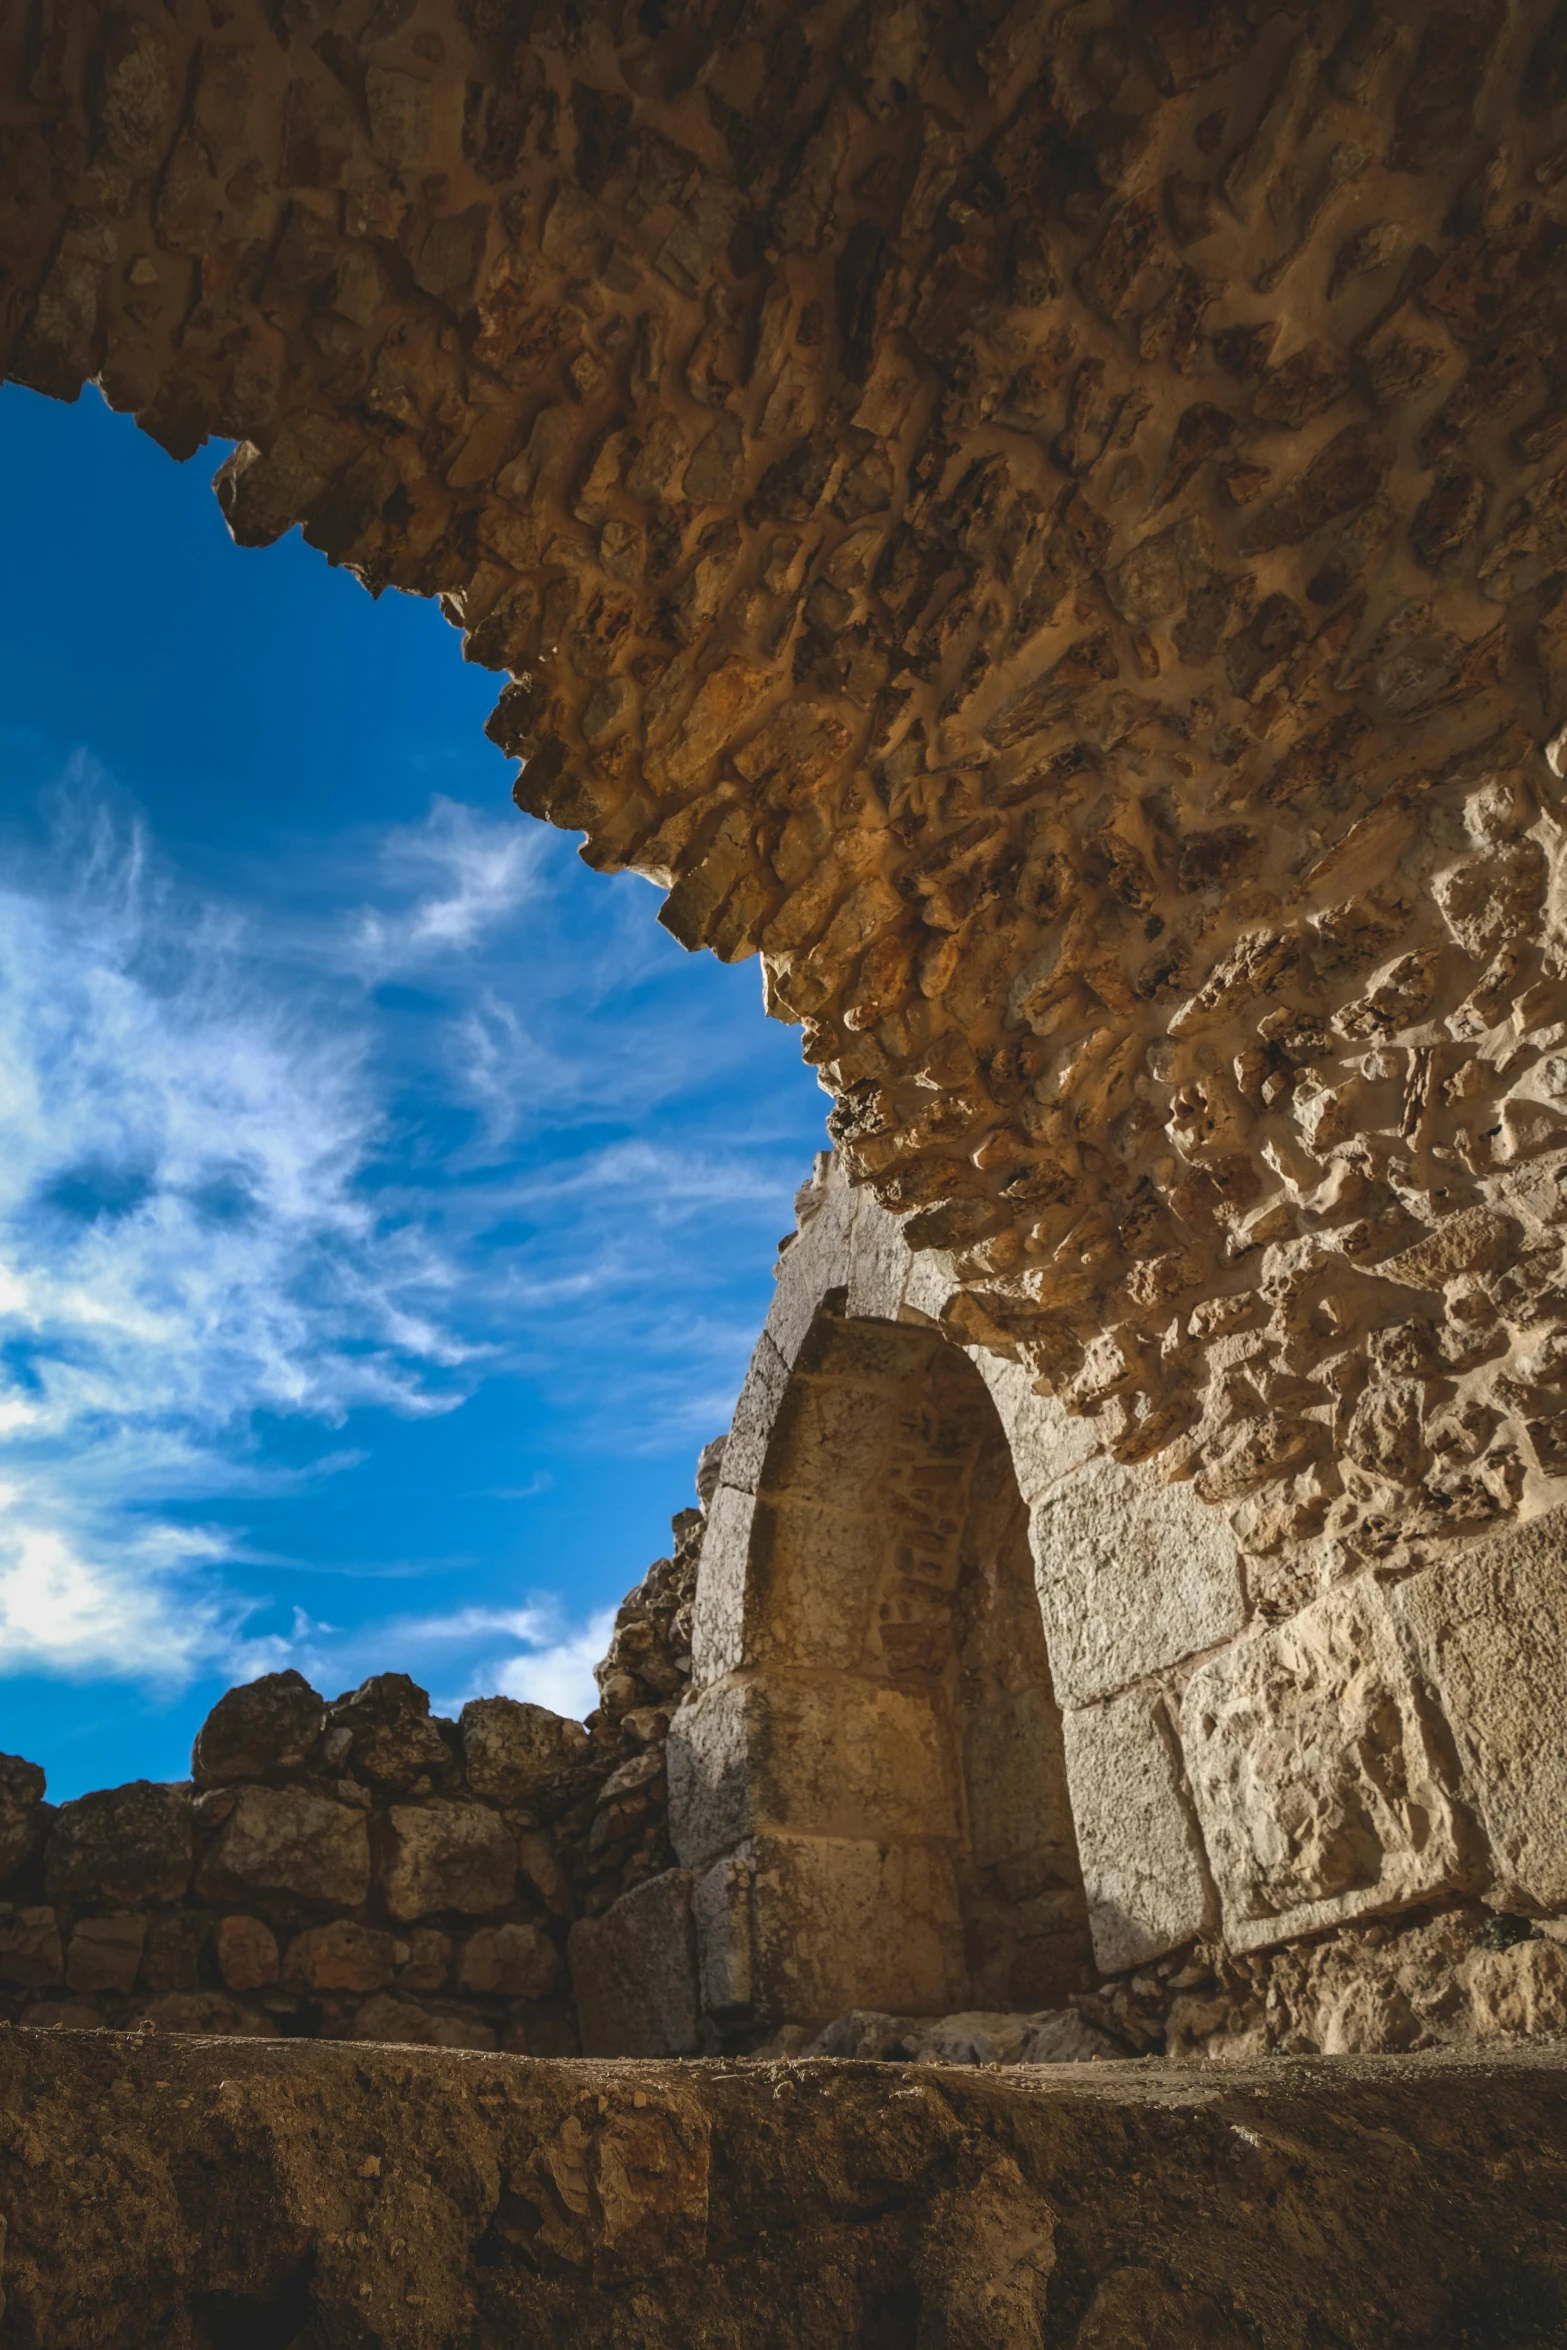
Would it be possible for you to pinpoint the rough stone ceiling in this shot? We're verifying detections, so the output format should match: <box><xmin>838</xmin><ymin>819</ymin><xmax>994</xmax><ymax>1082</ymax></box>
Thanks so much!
<box><xmin>6</xmin><ymin>0</ymin><xmax>1567</xmax><ymax>1567</ymax></box>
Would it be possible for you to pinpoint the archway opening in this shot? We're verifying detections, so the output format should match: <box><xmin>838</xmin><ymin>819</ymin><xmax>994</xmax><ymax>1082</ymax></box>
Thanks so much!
<box><xmin>733</xmin><ymin>1296</ymin><xmax>1091</xmax><ymax>2027</ymax></box>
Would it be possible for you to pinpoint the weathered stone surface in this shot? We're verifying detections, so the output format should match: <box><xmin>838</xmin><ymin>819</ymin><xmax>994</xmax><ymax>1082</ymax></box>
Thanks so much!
<box><xmin>1062</xmin><ymin>1691</ymin><xmax>1211</xmax><ymax>1974</ymax></box>
<box><xmin>65</xmin><ymin>1916</ymin><xmax>147</xmax><ymax>1996</ymax></box>
<box><xmin>45</xmin><ymin>1782</ymin><xmax>191</xmax><ymax>1907</ymax></box>
<box><xmin>329</xmin><ymin>1673</ymin><xmax>452</xmax><ymax>1791</ymax></box>
<box><xmin>1469</xmin><ymin>1938</ymin><xmax>1567</xmax><ymax>2038</ymax></box>
<box><xmin>198</xmin><ymin>1787</ymin><xmax>371</xmax><ymax>1908</ymax></box>
<box><xmin>0</xmin><ymin>1753</ymin><xmax>46</xmax><ymax>1885</ymax></box>
<box><xmin>191</xmin><ymin>1670</ymin><xmax>326</xmax><ymax>1786</ymax></box>
<box><xmin>1030</xmin><ymin>1456</ymin><xmax>1246</xmax><ymax>1705</ymax></box>
<box><xmin>5</xmin><ymin>2033</ymin><xmax>1567</xmax><ymax>2348</ymax></box>
<box><xmin>283</xmin><ymin>1920</ymin><xmax>397</xmax><ymax>1994</ymax></box>
<box><xmin>457</xmin><ymin>1922</ymin><xmax>561</xmax><ymax>2000</ymax></box>
<box><xmin>459</xmin><ymin>1696</ymin><xmax>590</xmax><ymax>1806</ymax></box>
<box><xmin>0</xmin><ymin>1908</ymin><xmax>62</xmax><ymax>1991</ymax></box>
<box><xmin>570</xmin><ymin>1870</ymin><xmax>701</xmax><ymax>2058</ymax></box>
<box><xmin>1181</xmin><ymin>1580</ymin><xmax>1466</xmax><ymax>1951</ymax></box>
<box><xmin>379</xmin><ymin>1801</ymin><xmax>516</xmax><ymax>1922</ymax></box>
<box><xmin>1394</xmin><ymin>1512</ymin><xmax>1567</xmax><ymax>1911</ymax></box>
<box><xmin>744</xmin><ymin>1832</ymin><xmax>969</xmax><ymax>2027</ymax></box>
<box><xmin>213</xmin><ymin>1914</ymin><xmax>279</xmax><ymax>1993</ymax></box>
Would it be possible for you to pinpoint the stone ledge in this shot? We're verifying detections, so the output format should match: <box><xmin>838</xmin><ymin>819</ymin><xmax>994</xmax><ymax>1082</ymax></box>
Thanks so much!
<box><xmin>2</xmin><ymin>2029</ymin><xmax>1566</xmax><ymax>2346</ymax></box>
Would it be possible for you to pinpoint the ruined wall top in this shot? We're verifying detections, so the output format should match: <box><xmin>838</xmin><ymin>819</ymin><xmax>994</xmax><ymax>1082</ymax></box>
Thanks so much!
<box><xmin>7</xmin><ymin>0</ymin><xmax>1567</xmax><ymax>1564</ymax></box>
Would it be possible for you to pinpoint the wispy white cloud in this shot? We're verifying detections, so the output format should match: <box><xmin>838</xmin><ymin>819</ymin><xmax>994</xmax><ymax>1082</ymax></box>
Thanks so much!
<box><xmin>0</xmin><ymin>762</ymin><xmax>815</xmax><ymax>1699</ymax></box>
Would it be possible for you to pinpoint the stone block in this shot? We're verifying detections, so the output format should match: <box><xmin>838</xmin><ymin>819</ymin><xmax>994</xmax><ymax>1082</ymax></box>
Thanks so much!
<box><xmin>746</xmin><ymin>1496</ymin><xmax>886</xmax><ymax>1672</ymax></box>
<box><xmin>0</xmin><ymin>1752</ymin><xmax>47</xmax><ymax>1884</ymax></box>
<box><xmin>284</xmin><ymin>1921</ymin><xmax>396</xmax><ymax>1992</ymax></box>
<box><xmin>1179</xmin><ymin>1579</ymin><xmax>1466</xmax><ymax>1952</ymax></box>
<box><xmin>760</xmin><ymin>1375</ymin><xmax>904</xmax><ymax>1509</ymax></box>
<box><xmin>845</xmin><ymin>1194</ymin><xmax>908</xmax><ymax>1320</ymax></box>
<box><xmin>1063</xmin><ymin>1689</ymin><xmax>1212</xmax><ymax>1973</ymax></box>
<box><xmin>66</xmin><ymin>1914</ymin><xmax>147</xmax><ymax>1995</ymax></box>
<box><xmin>1031</xmin><ymin>1455</ymin><xmax>1247</xmax><ymax>1705</ymax></box>
<box><xmin>329</xmin><ymin>1674</ymin><xmax>451</xmax><ymax>1791</ymax></box>
<box><xmin>762</xmin><ymin>1181</ymin><xmax>853</xmax><ymax>1369</ymax></box>
<box><xmin>962</xmin><ymin>1685</ymin><xmax>1077</xmax><ymax>1872</ymax></box>
<box><xmin>972</xmin><ymin>1369</ymin><xmax>1106</xmax><ymax>1505</ymax></box>
<box><xmin>379</xmin><ymin>1800</ymin><xmax>516</xmax><ymax>1920</ymax></box>
<box><xmin>569</xmin><ymin>1869</ymin><xmax>700</xmax><ymax>2056</ymax></box>
<box><xmin>191</xmin><ymin>1671</ymin><xmax>326</xmax><ymax>1786</ymax></box>
<box><xmin>46</xmin><ymin>1782</ymin><xmax>192</xmax><ymax>1908</ymax></box>
<box><xmin>350</xmin><ymin>1993</ymin><xmax>438</xmax><ymax>2045</ymax></box>
<box><xmin>1468</xmin><ymin>1938</ymin><xmax>1567</xmax><ymax>2038</ymax></box>
<box><xmin>900</xmin><ymin>1248</ymin><xmax>960</xmax><ymax>1325</ymax></box>
<box><xmin>746</xmin><ymin>1832</ymin><xmax>968</xmax><ymax>2025</ymax></box>
<box><xmin>720</xmin><ymin>1331</ymin><xmax>790</xmax><ymax>1496</ymax></box>
<box><xmin>136</xmin><ymin>1992</ymin><xmax>277</xmax><ymax>2037</ymax></box>
<box><xmin>1392</xmin><ymin>1512</ymin><xmax>1567</xmax><ymax>1910</ymax></box>
<box><xmin>0</xmin><ymin>1906</ymin><xmax>63</xmax><ymax>1990</ymax></box>
<box><xmin>669</xmin><ymin>1674</ymin><xmax>956</xmax><ymax>1868</ymax></box>
<box><xmin>458</xmin><ymin>1922</ymin><xmax>560</xmax><ymax>1999</ymax></box>
<box><xmin>198</xmin><ymin>1787</ymin><xmax>371</xmax><ymax>1908</ymax></box>
<box><xmin>459</xmin><ymin>1697</ymin><xmax>590</xmax><ymax>1805</ymax></box>
<box><xmin>214</xmin><ymin>1915</ymin><xmax>279</xmax><ymax>1992</ymax></box>
<box><xmin>689</xmin><ymin>1480</ymin><xmax>754</xmax><ymax>1685</ymax></box>
<box><xmin>693</xmin><ymin>1852</ymin><xmax>753</xmax><ymax>2021</ymax></box>
<box><xmin>396</xmin><ymin>1927</ymin><xmax>452</xmax><ymax>1991</ymax></box>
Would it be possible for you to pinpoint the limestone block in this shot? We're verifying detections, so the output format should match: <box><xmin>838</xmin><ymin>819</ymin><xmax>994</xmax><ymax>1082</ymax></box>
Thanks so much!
<box><xmin>0</xmin><ymin>1907</ymin><xmax>63</xmax><ymax>1990</ymax></box>
<box><xmin>46</xmin><ymin>1781</ymin><xmax>192</xmax><ymax>1907</ymax></box>
<box><xmin>762</xmin><ymin>1179</ymin><xmax>853</xmax><ymax>1369</ymax></box>
<box><xmin>191</xmin><ymin>1671</ymin><xmax>326</xmax><ymax>1786</ymax></box>
<box><xmin>66</xmin><ymin>1915</ymin><xmax>147</xmax><ymax>1995</ymax></box>
<box><xmin>1031</xmin><ymin>1456</ymin><xmax>1247</xmax><ymax>1705</ymax></box>
<box><xmin>962</xmin><ymin>1686</ymin><xmax>1078</xmax><ymax>1872</ymax></box>
<box><xmin>198</xmin><ymin>1787</ymin><xmax>371</xmax><ymax>1908</ymax></box>
<box><xmin>759</xmin><ymin>1374</ymin><xmax>903</xmax><ymax>1510</ymax></box>
<box><xmin>380</xmin><ymin>1800</ymin><xmax>516</xmax><ymax>1920</ymax></box>
<box><xmin>0</xmin><ymin>1752</ymin><xmax>47</xmax><ymax>1884</ymax></box>
<box><xmin>283</xmin><ymin>1921</ymin><xmax>397</xmax><ymax>1993</ymax></box>
<box><xmin>746</xmin><ymin>1832</ymin><xmax>968</xmax><ymax>2025</ymax></box>
<box><xmin>693</xmin><ymin>1852</ymin><xmax>753</xmax><ymax>2021</ymax></box>
<box><xmin>459</xmin><ymin>1697</ymin><xmax>590</xmax><ymax>1806</ymax></box>
<box><xmin>136</xmin><ymin>1992</ymin><xmax>277</xmax><ymax>2038</ymax></box>
<box><xmin>397</xmin><ymin>1928</ymin><xmax>452</xmax><ymax>1991</ymax></box>
<box><xmin>1063</xmin><ymin>1691</ymin><xmax>1212</xmax><ymax>1973</ymax></box>
<box><xmin>329</xmin><ymin>1674</ymin><xmax>451</xmax><ymax>1791</ymax></box>
<box><xmin>719</xmin><ymin>1331</ymin><xmax>790</xmax><ymax>1495</ymax></box>
<box><xmin>1468</xmin><ymin>1939</ymin><xmax>1567</xmax><ymax>2038</ymax></box>
<box><xmin>1180</xmin><ymin>1580</ymin><xmax>1466</xmax><ymax>1952</ymax></box>
<box><xmin>845</xmin><ymin>1193</ymin><xmax>908</xmax><ymax>1321</ymax></box>
<box><xmin>966</xmin><ymin>1362</ymin><xmax>1103</xmax><ymax>1506</ymax></box>
<box><xmin>689</xmin><ymin>1480</ymin><xmax>754</xmax><ymax>1685</ymax></box>
<box><xmin>569</xmin><ymin>1869</ymin><xmax>700</xmax><ymax>2056</ymax></box>
<box><xmin>900</xmin><ymin>1248</ymin><xmax>960</xmax><ymax>1326</ymax></box>
<box><xmin>214</xmin><ymin>1915</ymin><xmax>279</xmax><ymax>1992</ymax></box>
<box><xmin>668</xmin><ymin>1673</ymin><xmax>956</xmax><ymax>1869</ymax></box>
<box><xmin>349</xmin><ymin>1993</ymin><xmax>440</xmax><ymax>2046</ymax></box>
<box><xmin>745</xmin><ymin>1496</ymin><xmax>885</xmax><ymax>1672</ymax></box>
<box><xmin>458</xmin><ymin>1921</ymin><xmax>560</xmax><ymax>1999</ymax></box>
<box><xmin>1392</xmin><ymin>1512</ymin><xmax>1567</xmax><ymax>1910</ymax></box>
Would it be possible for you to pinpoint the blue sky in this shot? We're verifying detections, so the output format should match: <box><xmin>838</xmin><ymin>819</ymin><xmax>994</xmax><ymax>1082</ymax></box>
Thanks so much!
<box><xmin>0</xmin><ymin>382</ymin><xmax>826</xmax><ymax>1800</ymax></box>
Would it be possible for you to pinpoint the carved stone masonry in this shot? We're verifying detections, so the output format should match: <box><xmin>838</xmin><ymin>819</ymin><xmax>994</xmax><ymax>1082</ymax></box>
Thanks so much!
<box><xmin>8</xmin><ymin>0</ymin><xmax>1567</xmax><ymax>1573</ymax></box>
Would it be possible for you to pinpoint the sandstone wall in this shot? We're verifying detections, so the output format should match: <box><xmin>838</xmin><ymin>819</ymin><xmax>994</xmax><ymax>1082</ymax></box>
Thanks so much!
<box><xmin>0</xmin><ymin>1502</ymin><xmax>707</xmax><ymax>2049</ymax></box>
<box><xmin>573</xmin><ymin>1154</ymin><xmax>1567</xmax><ymax>2061</ymax></box>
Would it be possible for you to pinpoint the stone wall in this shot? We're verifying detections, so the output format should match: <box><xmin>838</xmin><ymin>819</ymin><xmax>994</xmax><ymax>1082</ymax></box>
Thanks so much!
<box><xmin>573</xmin><ymin>1153</ymin><xmax>1567</xmax><ymax>2060</ymax></box>
<box><xmin>0</xmin><ymin>1499</ymin><xmax>708</xmax><ymax>2048</ymax></box>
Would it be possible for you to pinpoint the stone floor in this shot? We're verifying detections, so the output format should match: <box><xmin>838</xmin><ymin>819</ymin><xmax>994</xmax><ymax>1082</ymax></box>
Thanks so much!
<box><xmin>2</xmin><ymin>2027</ymin><xmax>1565</xmax><ymax>2346</ymax></box>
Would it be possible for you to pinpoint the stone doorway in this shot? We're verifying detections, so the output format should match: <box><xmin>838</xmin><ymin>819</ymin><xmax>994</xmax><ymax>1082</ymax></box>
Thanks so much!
<box><xmin>670</xmin><ymin>1294</ymin><xmax>1091</xmax><ymax>2039</ymax></box>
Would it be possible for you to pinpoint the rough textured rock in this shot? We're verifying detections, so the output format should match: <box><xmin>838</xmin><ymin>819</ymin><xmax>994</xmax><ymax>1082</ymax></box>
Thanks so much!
<box><xmin>198</xmin><ymin>1785</ymin><xmax>373</xmax><ymax>1909</ymax></box>
<box><xmin>43</xmin><ymin>1781</ymin><xmax>191</xmax><ymax>1908</ymax></box>
<box><xmin>460</xmin><ymin>1697</ymin><xmax>591</xmax><ymax>1806</ymax></box>
<box><xmin>190</xmin><ymin>1669</ymin><xmax>327</xmax><ymax>1786</ymax></box>
<box><xmin>10</xmin><ymin>0</ymin><xmax>1567</xmax><ymax>1569</ymax></box>
<box><xmin>3</xmin><ymin>2031</ymin><xmax>1567</xmax><ymax>2348</ymax></box>
<box><xmin>0</xmin><ymin>1754</ymin><xmax>46</xmax><ymax>1886</ymax></box>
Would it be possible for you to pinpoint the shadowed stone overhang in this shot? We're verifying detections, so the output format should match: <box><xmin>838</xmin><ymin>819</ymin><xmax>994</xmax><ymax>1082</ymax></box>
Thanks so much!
<box><xmin>8</xmin><ymin>0</ymin><xmax>1567</xmax><ymax>1560</ymax></box>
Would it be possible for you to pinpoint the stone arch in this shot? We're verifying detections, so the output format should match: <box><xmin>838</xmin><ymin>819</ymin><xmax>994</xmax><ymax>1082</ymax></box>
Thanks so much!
<box><xmin>669</xmin><ymin>1289</ymin><xmax>1090</xmax><ymax>2031</ymax></box>
<box><xmin>10</xmin><ymin>4</ymin><xmax>1567</xmax><ymax>1557</ymax></box>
